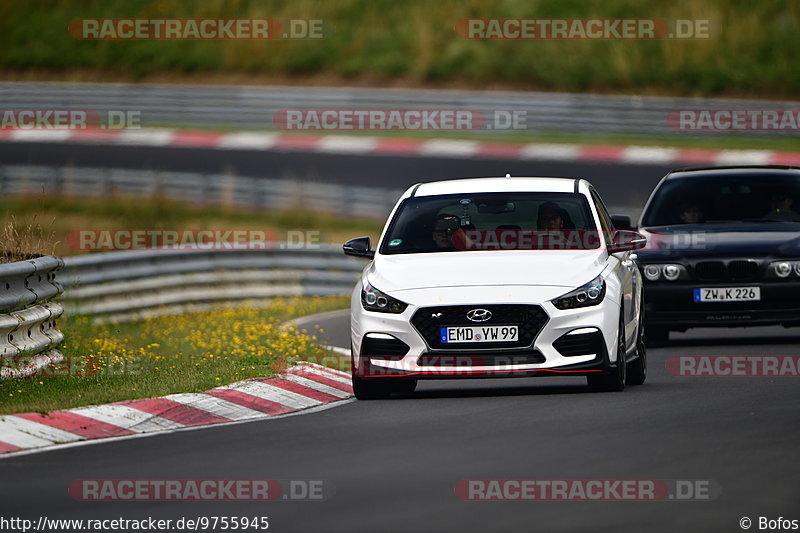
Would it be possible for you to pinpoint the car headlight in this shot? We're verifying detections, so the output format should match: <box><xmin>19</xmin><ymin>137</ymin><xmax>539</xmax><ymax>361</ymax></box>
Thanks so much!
<box><xmin>552</xmin><ymin>276</ymin><xmax>605</xmax><ymax>310</ymax></box>
<box><xmin>640</xmin><ymin>263</ymin><xmax>689</xmax><ymax>281</ymax></box>
<box><xmin>361</xmin><ymin>283</ymin><xmax>408</xmax><ymax>313</ymax></box>
<box><xmin>767</xmin><ymin>260</ymin><xmax>800</xmax><ymax>279</ymax></box>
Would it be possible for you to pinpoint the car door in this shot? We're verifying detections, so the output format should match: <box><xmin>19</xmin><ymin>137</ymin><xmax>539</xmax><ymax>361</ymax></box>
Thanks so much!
<box><xmin>591</xmin><ymin>189</ymin><xmax>636</xmax><ymax>351</ymax></box>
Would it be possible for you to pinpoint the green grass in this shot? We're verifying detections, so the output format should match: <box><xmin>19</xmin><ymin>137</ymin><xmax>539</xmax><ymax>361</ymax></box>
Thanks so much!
<box><xmin>0</xmin><ymin>296</ymin><xmax>350</xmax><ymax>415</ymax></box>
<box><xmin>0</xmin><ymin>194</ymin><xmax>384</xmax><ymax>258</ymax></box>
<box><xmin>1</xmin><ymin>0</ymin><xmax>798</xmax><ymax>98</ymax></box>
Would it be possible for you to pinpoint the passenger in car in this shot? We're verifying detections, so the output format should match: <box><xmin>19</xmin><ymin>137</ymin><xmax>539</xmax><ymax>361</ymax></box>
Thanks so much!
<box><xmin>678</xmin><ymin>203</ymin><xmax>704</xmax><ymax>224</ymax></box>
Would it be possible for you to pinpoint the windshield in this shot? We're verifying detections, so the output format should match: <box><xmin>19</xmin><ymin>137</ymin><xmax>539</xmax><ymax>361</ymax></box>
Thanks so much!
<box><xmin>642</xmin><ymin>173</ymin><xmax>800</xmax><ymax>226</ymax></box>
<box><xmin>379</xmin><ymin>192</ymin><xmax>600</xmax><ymax>254</ymax></box>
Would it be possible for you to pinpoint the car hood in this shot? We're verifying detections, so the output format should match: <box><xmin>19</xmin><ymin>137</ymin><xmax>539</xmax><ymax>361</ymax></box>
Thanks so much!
<box><xmin>637</xmin><ymin>223</ymin><xmax>800</xmax><ymax>260</ymax></box>
<box><xmin>367</xmin><ymin>250</ymin><xmax>606</xmax><ymax>293</ymax></box>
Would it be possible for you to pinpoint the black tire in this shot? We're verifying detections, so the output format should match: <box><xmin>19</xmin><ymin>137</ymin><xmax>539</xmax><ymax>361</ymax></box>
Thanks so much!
<box><xmin>392</xmin><ymin>378</ymin><xmax>418</xmax><ymax>394</ymax></box>
<box><xmin>646</xmin><ymin>325</ymin><xmax>669</xmax><ymax>347</ymax></box>
<box><xmin>352</xmin><ymin>377</ymin><xmax>394</xmax><ymax>400</ymax></box>
<box><xmin>626</xmin><ymin>306</ymin><xmax>647</xmax><ymax>386</ymax></box>
<box><xmin>352</xmin><ymin>377</ymin><xmax>418</xmax><ymax>400</ymax></box>
<box><xmin>587</xmin><ymin>312</ymin><xmax>626</xmax><ymax>392</ymax></box>
<box><xmin>350</xmin><ymin>343</ymin><xmax>418</xmax><ymax>399</ymax></box>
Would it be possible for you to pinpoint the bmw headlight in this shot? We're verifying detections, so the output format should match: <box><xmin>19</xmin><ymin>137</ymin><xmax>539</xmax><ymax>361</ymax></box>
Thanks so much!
<box><xmin>361</xmin><ymin>283</ymin><xmax>408</xmax><ymax>313</ymax></box>
<box><xmin>640</xmin><ymin>263</ymin><xmax>689</xmax><ymax>281</ymax></box>
<box><xmin>766</xmin><ymin>260</ymin><xmax>800</xmax><ymax>279</ymax></box>
<box><xmin>552</xmin><ymin>276</ymin><xmax>606</xmax><ymax>310</ymax></box>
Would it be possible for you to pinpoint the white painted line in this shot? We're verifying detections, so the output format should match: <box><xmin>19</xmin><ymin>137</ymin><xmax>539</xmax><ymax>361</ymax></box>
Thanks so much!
<box><xmin>0</xmin><ymin>364</ymin><xmax>350</xmax><ymax>458</ymax></box>
<box><xmin>217</xmin><ymin>132</ymin><xmax>280</xmax><ymax>149</ymax></box>
<box><xmin>10</xmin><ymin>129</ymin><xmax>73</xmax><ymax>142</ymax></box>
<box><xmin>291</xmin><ymin>364</ymin><xmax>352</xmax><ymax>386</ymax></box>
<box><xmin>115</xmin><ymin>129</ymin><xmax>176</xmax><ymax>146</ymax></box>
<box><xmin>281</xmin><ymin>374</ymin><xmax>351</xmax><ymax>398</ymax></box>
<box><xmin>295</xmin><ymin>361</ymin><xmax>352</xmax><ymax>380</ymax></box>
<box><xmin>317</xmin><ymin>135</ymin><xmax>379</xmax><ymax>153</ymax></box>
<box><xmin>164</xmin><ymin>393</ymin><xmax>265</xmax><ymax>421</ymax></box>
<box><xmin>621</xmin><ymin>146</ymin><xmax>679</xmax><ymax>164</ymax></box>
<box><xmin>320</xmin><ymin>344</ymin><xmax>351</xmax><ymax>356</ymax></box>
<box><xmin>0</xmin><ymin>399</ymin><xmax>355</xmax><ymax>460</ymax></box>
<box><xmin>0</xmin><ymin>416</ymin><xmax>83</xmax><ymax>444</ymax></box>
<box><xmin>420</xmin><ymin>140</ymin><xmax>480</xmax><ymax>157</ymax></box>
<box><xmin>68</xmin><ymin>404</ymin><xmax>184</xmax><ymax>433</ymax></box>
<box><xmin>227</xmin><ymin>381</ymin><xmax>320</xmax><ymax>410</ymax></box>
<box><xmin>715</xmin><ymin>150</ymin><xmax>773</xmax><ymax>166</ymax></box>
<box><xmin>519</xmin><ymin>143</ymin><xmax>581</xmax><ymax>160</ymax></box>
<box><xmin>0</xmin><ymin>417</ymin><xmax>62</xmax><ymax>446</ymax></box>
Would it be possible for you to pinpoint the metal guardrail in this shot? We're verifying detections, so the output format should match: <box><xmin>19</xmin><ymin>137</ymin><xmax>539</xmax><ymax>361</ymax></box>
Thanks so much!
<box><xmin>0</xmin><ymin>256</ymin><xmax>65</xmax><ymax>377</ymax></box>
<box><xmin>59</xmin><ymin>245</ymin><xmax>364</xmax><ymax>323</ymax></box>
<box><xmin>0</xmin><ymin>165</ymin><xmax>402</xmax><ymax>220</ymax></box>
<box><xmin>1</xmin><ymin>82</ymin><xmax>798</xmax><ymax>136</ymax></box>
<box><xmin>1</xmin><ymin>245</ymin><xmax>365</xmax><ymax>376</ymax></box>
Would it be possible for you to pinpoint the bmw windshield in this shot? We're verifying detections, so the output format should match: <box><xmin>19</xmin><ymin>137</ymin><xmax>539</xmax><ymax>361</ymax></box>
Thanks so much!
<box><xmin>380</xmin><ymin>192</ymin><xmax>601</xmax><ymax>254</ymax></box>
<box><xmin>642</xmin><ymin>173</ymin><xmax>800</xmax><ymax>227</ymax></box>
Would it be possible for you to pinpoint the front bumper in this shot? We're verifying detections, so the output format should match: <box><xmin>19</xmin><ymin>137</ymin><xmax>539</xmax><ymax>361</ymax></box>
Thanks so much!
<box><xmin>643</xmin><ymin>280</ymin><xmax>800</xmax><ymax>328</ymax></box>
<box><xmin>350</xmin><ymin>288</ymin><xmax>620</xmax><ymax>380</ymax></box>
<box><xmin>353</xmin><ymin>354</ymin><xmax>609</xmax><ymax>379</ymax></box>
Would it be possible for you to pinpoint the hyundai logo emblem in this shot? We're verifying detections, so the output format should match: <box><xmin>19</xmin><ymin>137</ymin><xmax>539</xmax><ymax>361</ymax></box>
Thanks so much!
<box><xmin>466</xmin><ymin>309</ymin><xmax>492</xmax><ymax>322</ymax></box>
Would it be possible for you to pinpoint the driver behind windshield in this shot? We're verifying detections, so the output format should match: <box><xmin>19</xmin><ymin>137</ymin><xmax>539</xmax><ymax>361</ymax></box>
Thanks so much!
<box><xmin>678</xmin><ymin>202</ymin><xmax>704</xmax><ymax>224</ymax></box>
<box><xmin>764</xmin><ymin>190</ymin><xmax>800</xmax><ymax>221</ymax></box>
<box><xmin>431</xmin><ymin>214</ymin><xmax>461</xmax><ymax>250</ymax></box>
<box><xmin>537</xmin><ymin>201</ymin><xmax>565</xmax><ymax>230</ymax></box>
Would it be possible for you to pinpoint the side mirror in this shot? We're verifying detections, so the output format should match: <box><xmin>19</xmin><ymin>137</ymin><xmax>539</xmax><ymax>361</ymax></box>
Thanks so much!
<box><xmin>343</xmin><ymin>237</ymin><xmax>375</xmax><ymax>259</ymax></box>
<box><xmin>607</xmin><ymin>230</ymin><xmax>647</xmax><ymax>253</ymax></box>
<box><xmin>611</xmin><ymin>215</ymin><xmax>633</xmax><ymax>230</ymax></box>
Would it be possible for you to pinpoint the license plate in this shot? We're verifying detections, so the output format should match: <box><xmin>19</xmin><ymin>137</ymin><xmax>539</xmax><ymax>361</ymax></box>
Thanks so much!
<box><xmin>440</xmin><ymin>325</ymin><xmax>518</xmax><ymax>343</ymax></box>
<box><xmin>693</xmin><ymin>287</ymin><xmax>761</xmax><ymax>302</ymax></box>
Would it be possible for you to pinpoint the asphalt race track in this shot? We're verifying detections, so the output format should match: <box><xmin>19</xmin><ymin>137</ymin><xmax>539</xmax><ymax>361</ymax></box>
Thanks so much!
<box><xmin>0</xmin><ymin>141</ymin><xmax>674</xmax><ymax>211</ymax></box>
<box><xmin>3</xmin><ymin>308</ymin><xmax>799</xmax><ymax>533</ymax></box>
<box><xmin>2</xmin><ymin>143</ymin><xmax>798</xmax><ymax>532</ymax></box>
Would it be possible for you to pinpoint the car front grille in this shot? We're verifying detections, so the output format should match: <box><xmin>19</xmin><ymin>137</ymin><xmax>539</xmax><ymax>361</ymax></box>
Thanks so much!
<box><xmin>727</xmin><ymin>260</ymin><xmax>759</xmax><ymax>281</ymax></box>
<box><xmin>695</xmin><ymin>261</ymin><xmax>725</xmax><ymax>281</ymax></box>
<box><xmin>693</xmin><ymin>259</ymin><xmax>761</xmax><ymax>282</ymax></box>
<box><xmin>410</xmin><ymin>304</ymin><xmax>548</xmax><ymax>350</ymax></box>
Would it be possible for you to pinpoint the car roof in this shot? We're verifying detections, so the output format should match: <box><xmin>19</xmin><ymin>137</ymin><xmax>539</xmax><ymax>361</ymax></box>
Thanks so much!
<box><xmin>408</xmin><ymin>177</ymin><xmax>583</xmax><ymax>197</ymax></box>
<box><xmin>666</xmin><ymin>165</ymin><xmax>800</xmax><ymax>179</ymax></box>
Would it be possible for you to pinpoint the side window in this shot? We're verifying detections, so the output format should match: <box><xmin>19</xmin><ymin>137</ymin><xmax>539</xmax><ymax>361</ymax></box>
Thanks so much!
<box><xmin>590</xmin><ymin>190</ymin><xmax>614</xmax><ymax>246</ymax></box>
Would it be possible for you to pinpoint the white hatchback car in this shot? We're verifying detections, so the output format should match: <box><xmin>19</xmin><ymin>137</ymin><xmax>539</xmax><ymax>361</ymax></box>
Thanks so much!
<box><xmin>344</xmin><ymin>177</ymin><xmax>648</xmax><ymax>399</ymax></box>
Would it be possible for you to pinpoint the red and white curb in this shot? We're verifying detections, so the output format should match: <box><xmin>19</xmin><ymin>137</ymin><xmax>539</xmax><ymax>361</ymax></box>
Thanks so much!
<box><xmin>1</xmin><ymin>127</ymin><xmax>798</xmax><ymax>166</ymax></box>
<box><xmin>0</xmin><ymin>362</ymin><xmax>352</xmax><ymax>457</ymax></box>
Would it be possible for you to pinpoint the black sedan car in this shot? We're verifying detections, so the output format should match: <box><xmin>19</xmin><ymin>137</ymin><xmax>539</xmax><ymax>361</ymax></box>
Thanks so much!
<box><xmin>630</xmin><ymin>165</ymin><xmax>800</xmax><ymax>344</ymax></box>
